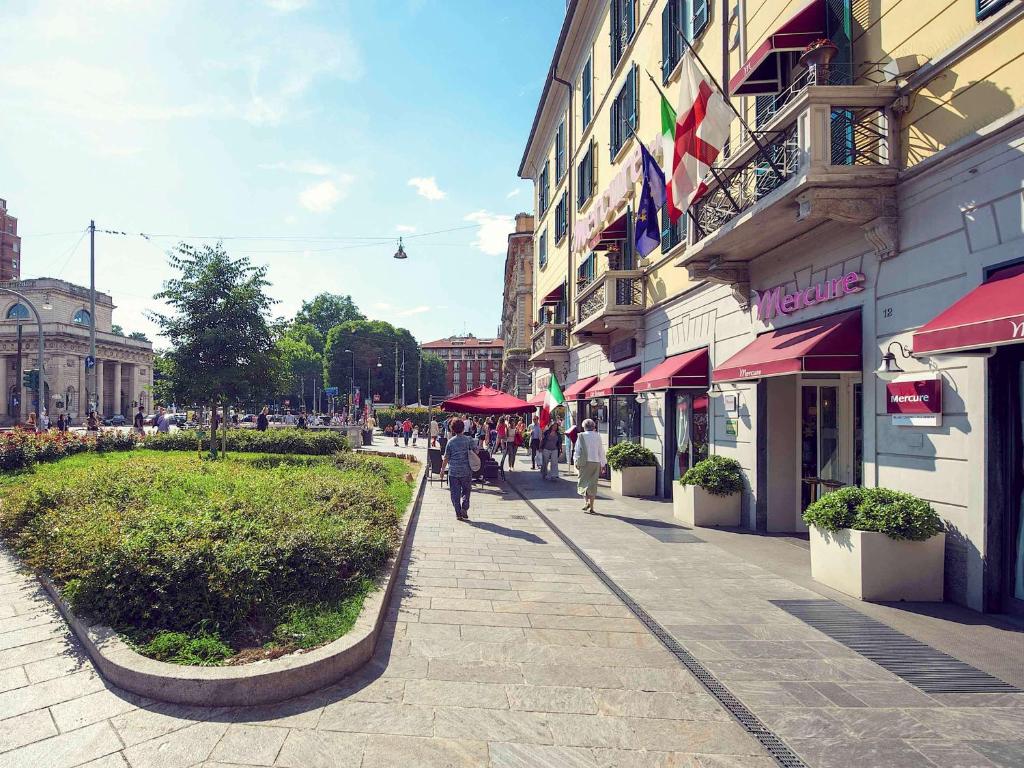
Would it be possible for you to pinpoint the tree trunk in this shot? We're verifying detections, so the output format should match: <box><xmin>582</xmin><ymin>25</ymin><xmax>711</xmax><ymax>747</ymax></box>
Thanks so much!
<box><xmin>209</xmin><ymin>398</ymin><xmax>218</xmax><ymax>460</ymax></box>
<box><xmin>221</xmin><ymin>397</ymin><xmax>228</xmax><ymax>457</ymax></box>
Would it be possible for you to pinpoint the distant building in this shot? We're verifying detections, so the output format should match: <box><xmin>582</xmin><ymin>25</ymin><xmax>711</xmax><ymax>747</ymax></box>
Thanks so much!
<box><xmin>420</xmin><ymin>334</ymin><xmax>503</xmax><ymax>396</ymax></box>
<box><xmin>499</xmin><ymin>213</ymin><xmax>535</xmax><ymax>398</ymax></box>
<box><xmin>0</xmin><ymin>280</ymin><xmax>155</xmax><ymax>424</ymax></box>
<box><xmin>0</xmin><ymin>199</ymin><xmax>22</xmax><ymax>281</ymax></box>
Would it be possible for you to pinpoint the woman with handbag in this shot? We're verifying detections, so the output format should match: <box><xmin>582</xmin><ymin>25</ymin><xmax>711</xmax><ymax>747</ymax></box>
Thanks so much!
<box><xmin>575</xmin><ymin>418</ymin><xmax>607</xmax><ymax>514</ymax></box>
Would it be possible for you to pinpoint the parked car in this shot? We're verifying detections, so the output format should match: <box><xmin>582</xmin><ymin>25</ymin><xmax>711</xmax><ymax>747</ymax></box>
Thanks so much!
<box><xmin>103</xmin><ymin>415</ymin><xmax>127</xmax><ymax>427</ymax></box>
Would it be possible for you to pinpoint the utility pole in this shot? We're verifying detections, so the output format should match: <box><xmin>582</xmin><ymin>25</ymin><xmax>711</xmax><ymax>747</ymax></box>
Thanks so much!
<box><xmin>401</xmin><ymin>349</ymin><xmax>406</xmax><ymax>406</ymax></box>
<box><xmin>88</xmin><ymin>220</ymin><xmax>97</xmax><ymax>414</ymax></box>
<box><xmin>393</xmin><ymin>343</ymin><xmax>399</xmax><ymax>407</ymax></box>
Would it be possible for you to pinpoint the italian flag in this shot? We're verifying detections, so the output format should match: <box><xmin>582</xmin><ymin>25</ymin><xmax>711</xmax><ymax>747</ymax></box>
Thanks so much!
<box><xmin>660</xmin><ymin>92</ymin><xmax>682</xmax><ymax>222</ymax></box>
<box><xmin>539</xmin><ymin>376</ymin><xmax>565</xmax><ymax>430</ymax></box>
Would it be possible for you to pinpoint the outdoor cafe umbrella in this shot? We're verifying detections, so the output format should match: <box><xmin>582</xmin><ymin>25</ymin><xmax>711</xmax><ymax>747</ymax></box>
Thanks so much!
<box><xmin>440</xmin><ymin>386</ymin><xmax>536</xmax><ymax>415</ymax></box>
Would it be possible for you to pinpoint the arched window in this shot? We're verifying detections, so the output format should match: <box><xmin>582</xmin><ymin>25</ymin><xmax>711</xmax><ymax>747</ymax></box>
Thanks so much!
<box><xmin>6</xmin><ymin>303</ymin><xmax>30</xmax><ymax>320</ymax></box>
<box><xmin>73</xmin><ymin>309</ymin><xmax>91</xmax><ymax>326</ymax></box>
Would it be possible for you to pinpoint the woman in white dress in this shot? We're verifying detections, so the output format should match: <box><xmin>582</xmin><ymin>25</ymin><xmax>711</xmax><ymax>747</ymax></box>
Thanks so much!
<box><xmin>575</xmin><ymin>418</ymin><xmax>607</xmax><ymax>514</ymax></box>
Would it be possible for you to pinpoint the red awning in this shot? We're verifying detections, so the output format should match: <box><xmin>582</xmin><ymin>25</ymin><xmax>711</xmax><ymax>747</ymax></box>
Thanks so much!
<box><xmin>634</xmin><ymin>348</ymin><xmax>709</xmax><ymax>392</ymax></box>
<box><xmin>913</xmin><ymin>264</ymin><xmax>1024</xmax><ymax>355</ymax></box>
<box><xmin>589</xmin><ymin>367</ymin><xmax>642</xmax><ymax>398</ymax></box>
<box><xmin>728</xmin><ymin>0</ymin><xmax>825</xmax><ymax>96</ymax></box>
<box><xmin>527</xmin><ymin>392</ymin><xmax>546</xmax><ymax>406</ymax></box>
<box><xmin>594</xmin><ymin>213</ymin><xmax>628</xmax><ymax>252</ymax></box>
<box><xmin>441</xmin><ymin>386</ymin><xmax>536</xmax><ymax>415</ymax></box>
<box><xmin>541</xmin><ymin>284</ymin><xmax>564</xmax><ymax>304</ymax></box>
<box><xmin>563</xmin><ymin>376</ymin><xmax>599</xmax><ymax>401</ymax></box>
<box><xmin>713</xmin><ymin>310</ymin><xmax>861</xmax><ymax>383</ymax></box>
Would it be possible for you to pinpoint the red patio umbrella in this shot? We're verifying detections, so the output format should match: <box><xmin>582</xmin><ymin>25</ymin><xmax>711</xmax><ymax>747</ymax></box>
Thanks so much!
<box><xmin>440</xmin><ymin>386</ymin><xmax>536</xmax><ymax>415</ymax></box>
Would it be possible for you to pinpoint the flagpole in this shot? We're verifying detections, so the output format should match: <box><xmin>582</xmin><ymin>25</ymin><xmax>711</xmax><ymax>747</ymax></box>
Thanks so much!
<box><xmin>671</xmin><ymin>25</ymin><xmax>784</xmax><ymax>182</ymax></box>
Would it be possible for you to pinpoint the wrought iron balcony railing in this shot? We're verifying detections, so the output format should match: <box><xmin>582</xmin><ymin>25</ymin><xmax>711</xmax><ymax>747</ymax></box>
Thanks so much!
<box><xmin>574</xmin><ymin>269</ymin><xmax>645</xmax><ymax>334</ymax></box>
<box><xmin>529</xmin><ymin>322</ymin><xmax>569</xmax><ymax>363</ymax></box>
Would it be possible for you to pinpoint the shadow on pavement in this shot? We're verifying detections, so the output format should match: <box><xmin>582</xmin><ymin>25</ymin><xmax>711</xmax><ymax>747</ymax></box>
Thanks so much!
<box><xmin>466</xmin><ymin>519</ymin><xmax>547</xmax><ymax>544</ymax></box>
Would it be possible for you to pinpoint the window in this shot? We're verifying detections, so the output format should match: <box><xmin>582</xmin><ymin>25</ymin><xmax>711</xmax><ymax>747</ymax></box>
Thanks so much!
<box><xmin>539</xmin><ymin>229</ymin><xmax>548</xmax><ymax>269</ymax></box>
<box><xmin>662</xmin><ymin>0</ymin><xmax>710</xmax><ymax>82</ymax></box>
<box><xmin>577</xmin><ymin>140</ymin><xmax>596</xmax><ymax>209</ymax></box>
<box><xmin>538</xmin><ymin>161</ymin><xmax>550</xmax><ymax>214</ymax></box>
<box><xmin>73</xmin><ymin>309</ymin><xmax>92</xmax><ymax>326</ymax></box>
<box><xmin>6</xmin><ymin>303</ymin><xmax>29</xmax><ymax>320</ymax></box>
<box><xmin>610</xmin><ymin>65</ymin><xmax>638</xmax><ymax>159</ymax></box>
<box><xmin>555</xmin><ymin>118</ymin><xmax>566</xmax><ymax>182</ymax></box>
<box><xmin>581</xmin><ymin>55</ymin><xmax>593</xmax><ymax>128</ymax></box>
<box><xmin>660</xmin><ymin>204</ymin><xmax>685</xmax><ymax>253</ymax></box>
<box><xmin>978</xmin><ymin>0</ymin><xmax>1012</xmax><ymax>19</ymax></box>
<box><xmin>577</xmin><ymin>252</ymin><xmax>597</xmax><ymax>288</ymax></box>
<box><xmin>610</xmin><ymin>0</ymin><xmax>636</xmax><ymax>72</ymax></box>
<box><xmin>554</xmin><ymin>192</ymin><xmax>568</xmax><ymax>243</ymax></box>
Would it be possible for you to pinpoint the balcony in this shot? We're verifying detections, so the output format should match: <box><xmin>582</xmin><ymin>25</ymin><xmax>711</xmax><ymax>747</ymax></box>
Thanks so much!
<box><xmin>529</xmin><ymin>322</ymin><xmax>569</xmax><ymax>366</ymax></box>
<box><xmin>574</xmin><ymin>269</ymin><xmax>645</xmax><ymax>339</ymax></box>
<box><xmin>678</xmin><ymin>83</ymin><xmax>900</xmax><ymax>281</ymax></box>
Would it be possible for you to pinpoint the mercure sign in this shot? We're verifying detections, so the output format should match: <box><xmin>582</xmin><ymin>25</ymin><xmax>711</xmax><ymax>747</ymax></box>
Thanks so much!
<box><xmin>754</xmin><ymin>271</ymin><xmax>865</xmax><ymax>324</ymax></box>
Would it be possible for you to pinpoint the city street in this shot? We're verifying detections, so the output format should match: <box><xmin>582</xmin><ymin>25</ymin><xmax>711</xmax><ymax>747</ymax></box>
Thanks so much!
<box><xmin>0</xmin><ymin>436</ymin><xmax>1021</xmax><ymax>767</ymax></box>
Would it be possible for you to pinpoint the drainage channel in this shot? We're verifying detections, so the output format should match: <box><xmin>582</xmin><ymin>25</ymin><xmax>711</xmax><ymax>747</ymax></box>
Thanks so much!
<box><xmin>505</xmin><ymin>480</ymin><xmax>808</xmax><ymax>768</ymax></box>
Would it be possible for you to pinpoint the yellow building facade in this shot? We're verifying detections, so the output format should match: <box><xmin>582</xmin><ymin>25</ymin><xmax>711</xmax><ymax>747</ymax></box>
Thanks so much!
<box><xmin>520</xmin><ymin>0</ymin><xmax>1024</xmax><ymax>615</ymax></box>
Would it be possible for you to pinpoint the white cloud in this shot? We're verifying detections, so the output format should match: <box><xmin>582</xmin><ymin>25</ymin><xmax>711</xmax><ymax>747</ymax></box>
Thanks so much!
<box><xmin>505</xmin><ymin>189</ymin><xmax>521</xmax><ymax>198</ymax></box>
<box><xmin>407</xmin><ymin>176</ymin><xmax>446</xmax><ymax>201</ymax></box>
<box><xmin>263</xmin><ymin>0</ymin><xmax>312</xmax><ymax>11</ymax></box>
<box><xmin>373</xmin><ymin>301</ymin><xmax>432</xmax><ymax>318</ymax></box>
<box><xmin>299</xmin><ymin>174</ymin><xmax>355</xmax><ymax>212</ymax></box>
<box><xmin>464</xmin><ymin>210</ymin><xmax>515</xmax><ymax>255</ymax></box>
<box><xmin>395</xmin><ymin>224</ymin><xmax>417</xmax><ymax>233</ymax></box>
<box><xmin>259</xmin><ymin>160</ymin><xmax>334</xmax><ymax>176</ymax></box>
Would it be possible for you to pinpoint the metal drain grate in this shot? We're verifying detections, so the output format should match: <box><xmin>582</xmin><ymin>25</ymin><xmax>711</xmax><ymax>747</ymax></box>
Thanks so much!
<box><xmin>508</xmin><ymin>481</ymin><xmax>808</xmax><ymax>768</ymax></box>
<box><xmin>772</xmin><ymin>600</ymin><xmax>1020</xmax><ymax>694</ymax></box>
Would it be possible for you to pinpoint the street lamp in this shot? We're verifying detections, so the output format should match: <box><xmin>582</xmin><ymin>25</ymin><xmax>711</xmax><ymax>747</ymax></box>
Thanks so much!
<box><xmin>0</xmin><ymin>287</ymin><xmax>45</xmax><ymax>432</ymax></box>
<box><xmin>343</xmin><ymin>348</ymin><xmax>355</xmax><ymax>419</ymax></box>
<box><xmin>393</xmin><ymin>237</ymin><xmax>407</xmax><ymax>260</ymax></box>
<box><xmin>876</xmin><ymin>341</ymin><xmax>911</xmax><ymax>381</ymax></box>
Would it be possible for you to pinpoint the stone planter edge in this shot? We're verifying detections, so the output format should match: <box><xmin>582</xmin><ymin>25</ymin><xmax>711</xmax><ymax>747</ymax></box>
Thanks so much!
<box><xmin>37</xmin><ymin>453</ymin><xmax>427</xmax><ymax>707</ymax></box>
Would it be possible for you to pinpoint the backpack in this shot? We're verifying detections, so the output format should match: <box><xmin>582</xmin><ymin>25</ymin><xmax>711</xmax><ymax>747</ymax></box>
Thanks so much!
<box><xmin>468</xmin><ymin>449</ymin><xmax>482</xmax><ymax>473</ymax></box>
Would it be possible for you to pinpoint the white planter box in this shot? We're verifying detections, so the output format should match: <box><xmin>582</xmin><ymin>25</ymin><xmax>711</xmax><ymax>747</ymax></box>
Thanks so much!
<box><xmin>610</xmin><ymin>466</ymin><xmax>656</xmax><ymax>497</ymax></box>
<box><xmin>672</xmin><ymin>483</ymin><xmax>741</xmax><ymax>527</ymax></box>
<box><xmin>809</xmin><ymin>527</ymin><xmax>945</xmax><ymax>601</ymax></box>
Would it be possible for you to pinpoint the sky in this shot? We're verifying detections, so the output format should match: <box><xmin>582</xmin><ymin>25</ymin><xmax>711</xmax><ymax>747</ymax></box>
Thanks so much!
<box><xmin>0</xmin><ymin>0</ymin><xmax>565</xmax><ymax>345</ymax></box>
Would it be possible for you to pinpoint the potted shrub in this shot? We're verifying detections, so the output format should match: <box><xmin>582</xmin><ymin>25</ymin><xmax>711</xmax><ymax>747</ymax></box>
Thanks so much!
<box><xmin>803</xmin><ymin>487</ymin><xmax>946</xmax><ymax>601</ymax></box>
<box><xmin>674</xmin><ymin>454</ymin><xmax>743</xmax><ymax>527</ymax></box>
<box><xmin>606</xmin><ymin>442</ymin><xmax>658</xmax><ymax>497</ymax></box>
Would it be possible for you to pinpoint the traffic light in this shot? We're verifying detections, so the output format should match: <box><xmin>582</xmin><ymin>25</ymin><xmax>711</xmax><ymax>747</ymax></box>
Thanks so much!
<box><xmin>22</xmin><ymin>369</ymin><xmax>39</xmax><ymax>391</ymax></box>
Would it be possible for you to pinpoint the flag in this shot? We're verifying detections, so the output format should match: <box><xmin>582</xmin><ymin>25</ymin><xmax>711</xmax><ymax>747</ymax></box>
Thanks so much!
<box><xmin>659</xmin><ymin>91</ymin><xmax>682</xmax><ymax>222</ymax></box>
<box><xmin>634</xmin><ymin>143</ymin><xmax>664</xmax><ymax>257</ymax></box>
<box><xmin>669</xmin><ymin>54</ymin><xmax>733</xmax><ymax>220</ymax></box>
<box><xmin>539</xmin><ymin>376</ymin><xmax>564</xmax><ymax>430</ymax></box>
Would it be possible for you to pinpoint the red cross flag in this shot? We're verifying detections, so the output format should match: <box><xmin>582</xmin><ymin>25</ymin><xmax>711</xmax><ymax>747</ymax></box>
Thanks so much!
<box><xmin>669</xmin><ymin>54</ymin><xmax>733</xmax><ymax>220</ymax></box>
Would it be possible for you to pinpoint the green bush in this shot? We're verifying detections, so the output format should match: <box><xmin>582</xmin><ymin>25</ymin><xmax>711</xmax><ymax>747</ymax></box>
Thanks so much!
<box><xmin>372</xmin><ymin>407</ymin><xmax>431</xmax><ymax>431</ymax></box>
<box><xmin>606</xmin><ymin>441</ymin><xmax>658</xmax><ymax>470</ymax></box>
<box><xmin>803</xmin><ymin>486</ymin><xmax>944</xmax><ymax>541</ymax></box>
<box><xmin>0</xmin><ymin>451</ymin><xmax>413</xmax><ymax>661</ymax></box>
<box><xmin>143</xmin><ymin>427</ymin><xmax>347</xmax><ymax>455</ymax></box>
<box><xmin>0</xmin><ymin>430</ymin><xmax>135</xmax><ymax>472</ymax></box>
<box><xmin>680</xmin><ymin>454</ymin><xmax>744</xmax><ymax>496</ymax></box>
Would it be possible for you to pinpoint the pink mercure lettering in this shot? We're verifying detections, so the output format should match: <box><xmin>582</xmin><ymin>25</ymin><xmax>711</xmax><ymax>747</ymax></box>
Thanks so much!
<box><xmin>781</xmin><ymin>293</ymin><xmax>798</xmax><ymax>313</ymax></box>
<box><xmin>803</xmin><ymin>287</ymin><xmax>817</xmax><ymax>306</ymax></box>
<box><xmin>844</xmin><ymin>271</ymin><xmax>865</xmax><ymax>294</ymax></box>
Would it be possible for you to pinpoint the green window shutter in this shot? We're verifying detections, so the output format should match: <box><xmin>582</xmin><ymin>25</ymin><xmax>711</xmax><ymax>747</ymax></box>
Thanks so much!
<box><xmin>692</xmin><ymin>0</ymin><xmax>709</xmax><ymax>39</ymax></box>
<box><xmin>661</xmin><ymin>4</ymin><xmax>672</xmax><ymax>82</ymax></box>
<box><xmin>977</xmin><ymin>0</ymin><xmax>1011</xmax><ymax>19</ymax></box>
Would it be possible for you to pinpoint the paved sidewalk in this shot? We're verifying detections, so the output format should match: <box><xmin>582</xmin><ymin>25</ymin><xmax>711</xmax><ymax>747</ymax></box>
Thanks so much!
<box><xmin>505</xmin><ymin>466</ymin><xmax>1024</xmax><ymax>768</ymax></box>
<box><xmin>0</xmin><ymin>447</ymin><xmax>775</xmax><ymax>768</ymax></box>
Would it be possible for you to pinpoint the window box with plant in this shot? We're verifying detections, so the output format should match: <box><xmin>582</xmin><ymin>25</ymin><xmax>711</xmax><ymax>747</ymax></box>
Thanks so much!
<box><xmin>803</xmin><ymin>487</ymin><xmax>946</xmax><ymax>601</ymax></box>
<box><xmin>674</xmin><ymin>454</ymin><xmax>742</xmax><ymax>527</ymax></box>
<box><xmin>606</xmin><ymin>441</ymin><xmax>657</xmax><ymax>497</ymax></box>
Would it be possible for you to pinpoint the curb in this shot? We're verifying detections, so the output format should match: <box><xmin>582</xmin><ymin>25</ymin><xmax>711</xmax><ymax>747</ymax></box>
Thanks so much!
<box><xmin>38</xmin><ymin>454</ymin><xmax>427</xmax><ymax>707</ymax></box>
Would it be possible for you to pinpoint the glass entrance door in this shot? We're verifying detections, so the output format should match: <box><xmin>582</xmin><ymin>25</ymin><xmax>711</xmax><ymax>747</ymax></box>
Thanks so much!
<box><xmin>800</xmin><ymin>383</ymin><xmax>845</xmax><ymax>512</ymax></box>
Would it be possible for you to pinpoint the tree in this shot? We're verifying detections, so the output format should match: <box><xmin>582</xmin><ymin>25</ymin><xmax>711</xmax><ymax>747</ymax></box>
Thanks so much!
<box><xmin>420</xmin><ymin>351</ymin><xmax>447</xmax><ymax>402</ymax></box>
<box><xmin>275</xmin><ymin>335</ymin><xmax>323</xmax><ymax>411</ymax></box>
<box><xmin>282</xmin><ymin>322</ymin><xmax>325</xmax><ymax>355</ymax></box>
<box><xmin>111</xmin><ymin>324</ymin><xmax>125</xmax><ymax>336</ymax></box>
<box><xmin>323</xmin><ymin>319</ymin><xmax>418</xmax><ymax>406</ymax></box>
<box><xmin>149</xmin><ymin>242</ymin><xmax>280</xmax><ymax>452</ymax></box>
<box><xmin>294</xmin><ymin>293</ymin><xmax>365</xmax><ymax>338</ymax></box>
<box><xmin>151</xmin><ymin>351</ymin><xmax>182</xmax><ymax>406</ymax></box>
<box><xmin>129</xmin><ymin>331</ymin><xmax>151</xmax><ymax>342</ymax></box>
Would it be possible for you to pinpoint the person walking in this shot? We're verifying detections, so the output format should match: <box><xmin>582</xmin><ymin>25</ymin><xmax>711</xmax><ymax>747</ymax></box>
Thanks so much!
<box><xmin>529</xmin><ymin>415</ymin><xmax>542</xmax><ymax>469</ymax></box>
<box><xmin>57</xmin><ymin>412</ymin><xmax>67</xmax><ymax>432</ymax></box>
<box><xmin>440</xmin><ymin>418</ymin><xmax>476</xmax><ymax>522</ymax></box>
<box><xmin>86</xmin><ymin>410</ymin><xmax>99</xmax><ymax>433</ymax></box>
<box><xmin>256</xmin><ymin>407</ymin><xmax>269</xmax><ymax>432</ymax></box>
<box><xmin>539</xmin><ymin>419</ymin><xmax>562</xmax><ymax>481</ymax></box>
<box><xmin>393</xmin><ymin>420</ymin><xmax>401</xmax><ymax>446</ymax></box>
<box><xmin>39</xmin><ymin>410</ymin><xmax>50</xmax><ymax>431</ymax></box>
<box><xmin>297</xmin><ymin>411</ymin><xmax>308</xmax><ymax>429</ymax></box>
<box><xmin>576</xmin><ymin>418</ymin><xmax>607</xmax><ymax>513</ymax></box>
<box><xmin>134</xmin><ymin>405</ymin><xmax>145</xmax><ymax>436</ymax></box>
<box><xmin>402</xmin><ymin>417</ymin><xmax>413</xmax><ymax>447</ymax></box>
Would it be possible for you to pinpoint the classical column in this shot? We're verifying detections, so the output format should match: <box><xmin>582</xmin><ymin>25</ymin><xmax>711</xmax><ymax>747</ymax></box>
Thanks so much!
<box><xmin>113</xmin><ymin>360</ymin><xmax>123</xmax><ymax>415</ymax></box>
<box><xmin>95</xmin><ymin>360</ymin><xmax>104</xmax><ymax>416</ymax></box>
<box><xmin>0</xmin><ymin>356</ymin><xmax>7</xmax><ymax>418</ymax></box>
<box><xmin>126</xmin><ymin>363</ymin><xmax>138</xmax><ymax>413</ymax></box>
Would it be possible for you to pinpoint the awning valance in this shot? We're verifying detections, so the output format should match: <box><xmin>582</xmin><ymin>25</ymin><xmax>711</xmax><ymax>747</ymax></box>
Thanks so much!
<box><xmin>728</xmin><ymin>0</ymin><xmax>825</xmax><ymax>96</ymax></box>
<box><xmin>541</xmin><ymin>284</ymin><xmax>564</xmax><ymax>304</ymax></box>
<box><xmin>913</xmin><ymin>263</ymin><xmax>1024</xmax><ymax>355</ymax></box>
<box><xmin>589</xmin><ymin>366</ymin><xmax>642</xmax><ymax>398</ymax></box>
<box><xmin>634</xmin><ymin>348</ymin><xmax>709</xmax><ymax>392</ymax></box>
<box><xmin>713</xmin><ymin>310</ymin><xmax>861</xmax><ymax>383</ymax></box>
<box><xmin>563</xmin><ymin>376</ymin><xmax>599</xmax><ymax>401</ymax></box>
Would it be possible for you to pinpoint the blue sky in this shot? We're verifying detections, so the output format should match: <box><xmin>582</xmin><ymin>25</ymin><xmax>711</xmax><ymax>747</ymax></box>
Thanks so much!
<box><xmin>0</xmin><ymin>0</ymin><xmax>564</xmax><ymax>344</ymax></box>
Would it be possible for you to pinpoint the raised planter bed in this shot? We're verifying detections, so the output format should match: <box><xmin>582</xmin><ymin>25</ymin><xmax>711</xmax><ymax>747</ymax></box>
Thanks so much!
<box><xmin>672</xmin><ymin>482</ymin><xmax>741</xmax><ymax>527</ymax></box>
<box><xmin>611</xmin><ymin>465</ymin><xmax>657</xmax><ymax>497</ymax></box>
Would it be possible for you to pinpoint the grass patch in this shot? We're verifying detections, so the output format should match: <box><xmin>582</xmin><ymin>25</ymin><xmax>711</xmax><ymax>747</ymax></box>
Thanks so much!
<box><xmin>0</xmin><ymin>450</ymin><xmax>415</xmax><ymax>664</ymax></box>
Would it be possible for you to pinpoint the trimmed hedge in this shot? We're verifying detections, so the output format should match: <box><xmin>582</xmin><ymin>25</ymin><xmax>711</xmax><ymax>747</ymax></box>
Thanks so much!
<box><xmin>606</xmin><ymin>441</ymin><xmax>658</xmax><ymax>470</ymax></box>
<box><xmin>680</xmin><ymin>454</ymin><xmax>744</xmax><ymax>497</ymax></box>
<box><xmin>143</xmin><ymin>427</ymin><xmax>347</xmax><ymax>455</ymax></box>
<box><xmin>372</xmin><ymin>407</ymin><xmax>432</xmax><ymax>431</ymax></box>
<box><xmin>0</xmin><ymin>430</ymin><xmax>138</xmax><ymax>472</ymax></box>
<box><xmin>802</xmin><ymin>486</ymin><xmax>944</xmax><ymax>541</ymax></box>
<box><xmin>0</xmin><ymin>451</ymin><xmax>412</xmax><ymax>653</ymax></box>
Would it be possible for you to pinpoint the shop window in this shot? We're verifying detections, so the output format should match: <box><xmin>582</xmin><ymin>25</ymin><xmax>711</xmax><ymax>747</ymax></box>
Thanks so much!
<box><xmin>610</xmin><ymin>0</ymin><xmax>636</xmax><ymax>72</ymax></box>
<box><xmin>554</xmin><ymin>192</ymin><xmax>568</xmax><ymax>243</ymax></box>
<box><xmin>577</xmin><ymin>141</ymin><xmax>596</xmax><ymax>209</ymax></box>
<box><xmin>609</xmin><ymin>396</ymin><xmax>640</xmax><ymax>446</ymax></box>
<box><xmin>673</xmin><ymin>392</ymin><xmax>709</xmax><ymax>480</ymax></box>
<box><xmin>555</xmin><ymin>118</ymin><xmax>567</xmax><ymax>182</ymax></box>
<box><xmin>581</xmin><ymin>54</ymin><xmax>593</xmax><ymax>128</ymax></box>
<box><xmin>610</xmin><ymin>65</ymin><xmax>638</xmax><ymax>159</ymax></box>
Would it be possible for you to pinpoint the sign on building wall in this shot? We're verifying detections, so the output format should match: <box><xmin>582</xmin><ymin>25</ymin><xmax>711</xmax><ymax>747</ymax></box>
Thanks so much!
<box><xmin>753</xmin><ymin>272</ymin><xmax>865</xmax><ymax>324</ymax></box>
<box><xmin>886</xmin><ymin>375</ymin><xmax>942</xmax><ymax>427</ymax></box>
<box><xmin>609</xmin><ymin>337</ymin><xmax>636</xmax><ymax>363</ymax></box>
